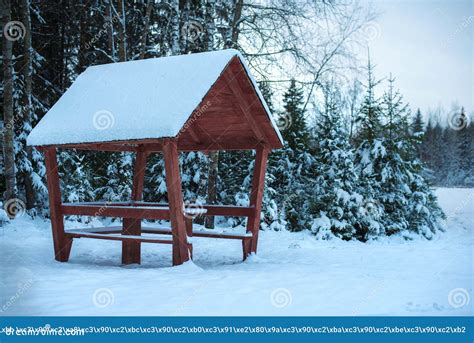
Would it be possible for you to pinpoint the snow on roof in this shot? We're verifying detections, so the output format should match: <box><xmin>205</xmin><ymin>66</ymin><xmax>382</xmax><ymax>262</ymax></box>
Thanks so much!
<box><xmin>27</xmin><ymin>49</ymin><xmax>283</xmax><ymax>147</ymax></box>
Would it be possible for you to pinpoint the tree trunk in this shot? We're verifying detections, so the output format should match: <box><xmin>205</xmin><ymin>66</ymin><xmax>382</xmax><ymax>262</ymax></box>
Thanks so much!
<box><xmin>1</xmin><ymin>0</ymin><xmax>17</xmax><ymax>202</ymax></box>
<box><xmin>105</xmin><ymin>0</ymin><xmax>116</xmax><ymax>61</ymax></box>
<box><xmin>170</xmin><ymin>0</ymin><xmax>180</xmax><ymax>55</ymax></box>
<box><xmin>77</xmin><ymin>0</ymin><xmax>87</xmax><ymax>72</ymax></box>
<box><xmin>117</xmin><ymin>0</ymin><xmax>127</xmax><ymax>61</ymax></box>
<box><xmin>205</xmin><ymin>0</ymin><xmax>243</xmax><ymax>227</ymax></box>
<box><xmin>21</xmin><ymin>0</ymin><xmax>35</xmax><ymax>209</ymax></box>
<box><xmin>204</xmin><ymin>151</ymin><xmax>218</xmax><ymax>228</ymax></box>
<box><xmin>227</xmin><ymin>0</ymin><xmax>243</xmax><ymax>48</ymax></box>
<box><xmin>139</xmin><ymin>0</ymin><xmax>153</xmax><ymax>59</ymax></box>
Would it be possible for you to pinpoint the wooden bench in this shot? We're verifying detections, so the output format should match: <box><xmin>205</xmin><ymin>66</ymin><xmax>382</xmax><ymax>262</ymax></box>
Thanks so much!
<box><xmin>62</xmin><ymin>202</ymin><xmax>255</xmax><ymax>263</ymax></box>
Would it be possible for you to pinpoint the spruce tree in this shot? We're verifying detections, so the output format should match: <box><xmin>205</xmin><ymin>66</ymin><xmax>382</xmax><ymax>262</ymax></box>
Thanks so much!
<box><xmin>309</xmin><ymin>85</ymin><xmax>363</xmax><ymax>240</ymax></box>
<box><xmin>378</xmin><ymin>76</ymin><xmax>413</xmax><ymax>235</ymax></box>
<box><xmin>456</xmin><ymin>108</ymin><xmax>473</xmax><ymax>185</ymax></box>
<box><xmin>379</xmin><ymin>76</ymin><xmax>445</xmax><ymax>238</ymax></box>
<box><xmin>275</xmin><ymin>79</ymin><xmax>314</xmax><ymax>231</ymax></box>
<box><xmin>354</xmin><ymin>58</ymin><xmax>385</xmax><ymax>239</ymax></box>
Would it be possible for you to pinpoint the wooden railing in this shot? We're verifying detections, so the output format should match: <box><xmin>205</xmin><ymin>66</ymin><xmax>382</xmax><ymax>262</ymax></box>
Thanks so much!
<box><xmin>61</xmin><ymin>202</ymin><xmax>255</xmax><ymax>219</ymax></box>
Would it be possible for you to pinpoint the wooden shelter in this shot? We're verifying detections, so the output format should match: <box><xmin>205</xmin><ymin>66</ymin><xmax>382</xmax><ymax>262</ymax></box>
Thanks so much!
<box><xmin>27</xmin><ymin>49</ymin><xmax>283</xmax><ymax>266</ymax></box>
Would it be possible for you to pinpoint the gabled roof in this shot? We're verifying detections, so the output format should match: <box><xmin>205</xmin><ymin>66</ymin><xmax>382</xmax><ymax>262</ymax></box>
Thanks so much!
<box><xmin>27</xmin><ymin>49</ymin><xmax>283</xmax><ymax>151</ymax></box>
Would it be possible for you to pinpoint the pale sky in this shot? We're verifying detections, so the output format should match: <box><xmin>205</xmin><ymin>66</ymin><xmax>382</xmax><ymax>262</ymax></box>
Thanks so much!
<box><xmin>362</xmin><ymin>0</ymin><xmax>472</xmax><ymax>115</ymax></box>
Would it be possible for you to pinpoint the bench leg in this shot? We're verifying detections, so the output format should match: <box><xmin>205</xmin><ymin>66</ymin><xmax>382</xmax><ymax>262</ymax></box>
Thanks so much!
<box><xmin>163</xmin><ymin>140</ymin><xmax>190</xmax><ymax>266</ymax></box>
<box><xmin>185</xmin><ymin>217</ymin><xmax>193</xmax><ymax>260</ymax></box>
<box><xmin>122</xmin><ymin>218</ymin><xmax>141</xmax><ymax>264</ymax></box>
<box><xmin>44</xmin><ymin>147</ymin><xmax>73</xmax><ymax>262</ymax></box>
<box><xmin>122</xmin><ymin>149</ymin><xmax>147</xmax><ymax>265</ymax></box>
<box><xmin>242</xmin><ymin>239</ymin><xmax>251</xmax><ymax>260</ymax></box>
<box><xmin>243</xmin><ymin>145</ymin><xmax>269</xmax><ymax>260</ymax></box>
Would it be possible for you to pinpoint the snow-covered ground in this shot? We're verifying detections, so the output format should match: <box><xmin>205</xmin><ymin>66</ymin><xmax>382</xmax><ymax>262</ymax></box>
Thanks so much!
<box><xmin>0</xmin><ymin>188</ymin><xmax>472</xmax><ymax>316</ymax></box>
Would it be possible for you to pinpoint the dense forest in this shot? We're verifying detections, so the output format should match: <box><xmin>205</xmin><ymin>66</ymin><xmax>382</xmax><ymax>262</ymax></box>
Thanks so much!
<box><xmin>1</xmin><ymin>0</ymin><xmax>471</xmax><ymax>239</ymax></box>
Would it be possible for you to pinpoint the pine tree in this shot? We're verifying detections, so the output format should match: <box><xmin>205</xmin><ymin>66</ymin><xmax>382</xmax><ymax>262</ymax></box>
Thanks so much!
<box><xmin>275</xmin><ymin>80</ymin><xmax>314</xmax><ymax>231</ymax></box>
<box><xmin>378</xmin><ymin>76</ymin><xmax>413</xmax><ymax>235</ymax></box>
<box><xmin>281</xmin><ymin>79</ymin><xmax>310</xmax><ymax>150</ymax></box>
<box><xmin>411</xmin><ymin>108</ymin><xmax>425</xmax><ymax>160</ymax></box>
<box><xmin>309</xmin><ymin>85</ymin><xmax>363</xmax><ymax>240</ymax></box>
<box><xmin>379</xmin><ymin>76</ymin><xmax>444</xmax><ymax>238</ymax></box>
<box><xmin>354</xmin><ymin>58</ymin><xmax>385</xmax><ymax>239</ymax></box>
<box><xmin>354</xmin><ymin>57</ymin><xmax>383</xmax><ymax>146</ymax></box>
<box><xmin>95</xmin><ymin>152</ymin><xmax>133</xmax><ymax>202</ymax></box>
<box><xmin>411</xmin><ymin>108</ymin><xmax>424</xmax><ymax>134</ymax></box>
<box><xmin>456</xmin><ymin>108</ymin><xmax>473</xmax><ymax>185</ymax></box>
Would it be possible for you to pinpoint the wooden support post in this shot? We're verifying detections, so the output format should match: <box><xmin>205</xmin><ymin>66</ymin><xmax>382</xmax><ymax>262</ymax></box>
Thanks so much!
<box><xmin>163</xmin><ymin>140</ymin><xmax>190</xmax><ymax>266</ymax></box>
<box><xmin>185</xmin><ymin>217</ymin><xmax>193</xmax><ymax>259</ymax></box>
<box><xmin>243</xmin><ymin>145</ymin><xmax>269</xmax><ymax>260</ymax></box>
<box><xmin>44</xmin><ymin>147</ymin><xmax>72</xmax><ymax>262</ymax></box>
<box><xmin>122</xmin><ymin>148</ymin><xmax>148</xmax><ymax>265</ymax></box>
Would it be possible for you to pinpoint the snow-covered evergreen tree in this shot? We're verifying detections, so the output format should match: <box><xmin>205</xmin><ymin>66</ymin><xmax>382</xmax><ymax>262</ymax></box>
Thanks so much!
<box><xmin>354</xmin><ymin>59</ymin><xmax>385</xmax><ymax>239</ymax></box>
<box><xmin>95</xmin><ymin>152</ymin><xmax>133</xmax><ymax>202</ymax></box>
<box><xmin>377</xmin><ymin>76</ymin><xmax>444</xmax><ymax>238</ymax></box>
<box><xmin>274</xmin><ymin>79</ymin><xmax>314</xmax><ymax>231</ymax></box>
<box><xmin>309</xmin><ymin>85</ymin><xmax>363</xmax><ymax>240</ymax></box>
<box><xmin>455</xmin><ymin>108</ymin><xmax>473</xmax><ymax>185</ymax></box>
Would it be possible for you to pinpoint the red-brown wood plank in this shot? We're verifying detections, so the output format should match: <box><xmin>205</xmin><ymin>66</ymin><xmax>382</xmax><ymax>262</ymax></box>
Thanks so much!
<box><xmin>243</xmin><ymin>144</ymin><xmax>269</xmax><ymax>259</ymax></box>
<box><xmin>61</xmin><ymin>204</ymin><xmax>170</xmax><ymax>220</ymax></box>
<box><xmin>66</xmin><ymin>231</ymin><xmax>173</xmax><ymax>244</ymax></box>
<box><xmin>134</xmin><ymin>203</ymin><xmax>255</xmax><ymax>217</ymax></box>
<box><xmin>65</xmin><ymin>226</ymin><xmax>253</xmax><ymax>240</ymax></box>
<box><xmin>163</xmin><ymin>139</ymin><xmax>190</xmax><ymax>266</ymax></box>
<box><xmin>44</xmin><ymin>147</ymin><xmax>72</xmax><ymax>262</ymax></box>
<box><xmin>61</xmin><ymin>202</ymin><xmax>255</xmax><ymax>217</ymax></box>
<box><xmin>224</xmin><ymin>72</ymin><xmax>267</xmax><ymax>144</ymax></box>
<box><xmin>122</xmin><ymin>148</ymin><xmax>148</xmax><ymax>264</ymax></box>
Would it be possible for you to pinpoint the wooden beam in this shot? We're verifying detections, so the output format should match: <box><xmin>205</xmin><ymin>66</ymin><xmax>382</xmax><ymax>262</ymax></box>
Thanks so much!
<box><xmin>62</xmin><ymin>203</ymin><xmax>252</xmax><ymax>218</ymax></box>
<box><xmin>122</xmin><ymin>148</ymin><xmax>148</xmax><ymax>265</ymax></box>
<box><xmin>134</xmin><ymin>203</ymin><xmax>255</xmax><ymax>217</ymax></box>
<box><xmin>223</xmin><ymin>71</ymin><xmax>267</xmax><ymax>144</ymax></box>
<box><xmin>44</xmin><ymin>147</ymin><xmax>72</xmax><ymax>262</ymax></box>
<box><xmin>66</xmin><ymin>231</ymin><xmax>173</xmax><ymax>244</ymax></box>
<box><xmin>162</xmin><ymin>139</ymin><xmax>190</xmax><ymax>266</ymax></box>
<box><xmin>57</xmin><ymin>143</ymin><xmax>137</xmax><ymax>152</ymax></box>
<box><xmin>243</xmin><ymin>145</ymin><xmax>269</xmax><ymax>259</ymax></box>
<box><xmin>185</xmin><ymin>126</ymin><xmax>201</xmax><ymax>144</ymax></box>
<box><xmin>61</xmin><ymin>204</ymin><xmax>170</xmax><ymax>220</ymax></box>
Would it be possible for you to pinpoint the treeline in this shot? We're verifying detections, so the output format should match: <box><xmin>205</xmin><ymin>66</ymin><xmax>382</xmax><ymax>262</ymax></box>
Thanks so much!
<box><xmin>417</xmin><ymin>108</ymin><xmax>473</xmax><ymax>187</ymax></box>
